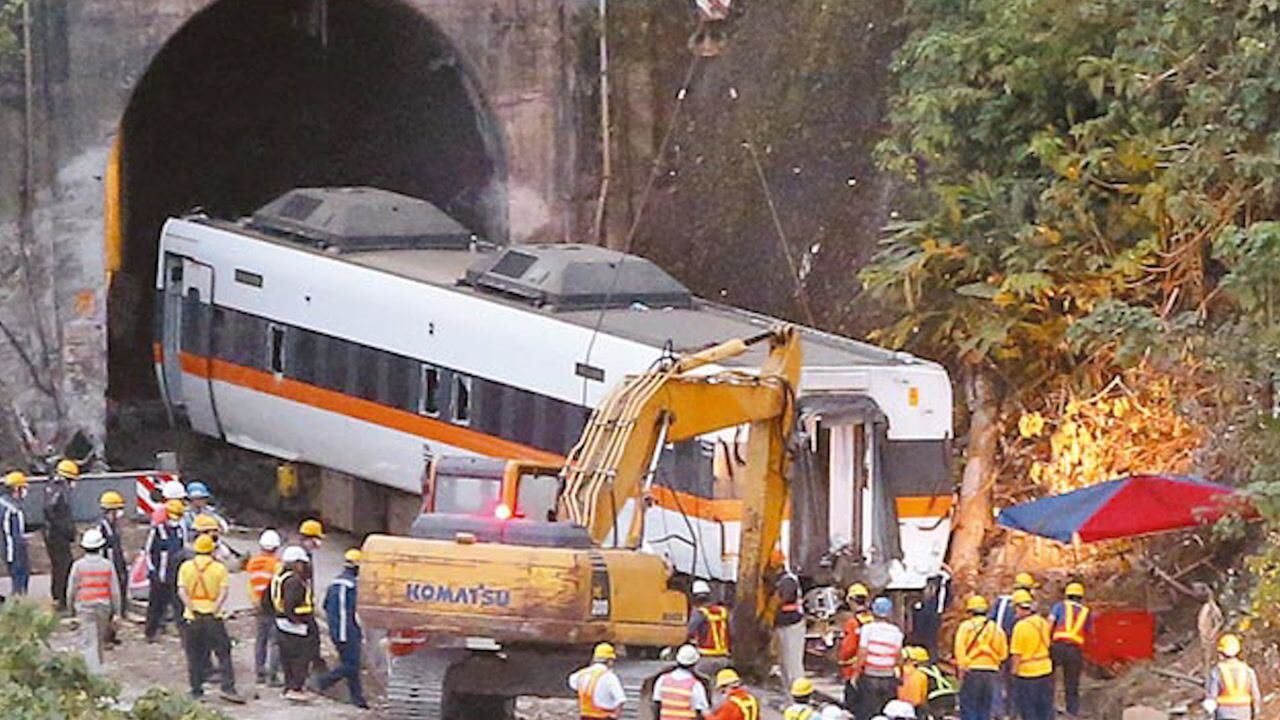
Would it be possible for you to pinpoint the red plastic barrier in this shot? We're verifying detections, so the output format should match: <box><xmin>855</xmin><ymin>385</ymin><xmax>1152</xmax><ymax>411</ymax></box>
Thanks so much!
<box><xmin>1085</xmin><ymin>609</ymin><xmax>1154</xmax><ymax>667</ymax></box>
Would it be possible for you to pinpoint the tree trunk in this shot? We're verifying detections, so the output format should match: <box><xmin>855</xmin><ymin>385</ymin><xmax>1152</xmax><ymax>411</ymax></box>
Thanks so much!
<box><xmin>949</xmin><ymin>365</ymin><xmax>1001</xmax><ymax>582</ymax></box>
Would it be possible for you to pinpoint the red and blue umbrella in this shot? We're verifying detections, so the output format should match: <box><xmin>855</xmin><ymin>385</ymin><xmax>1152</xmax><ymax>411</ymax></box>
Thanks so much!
<box><xmin>996</xmin><ymin>474</ymin><xmax>1254</xmax><ymax>543</ymax></box>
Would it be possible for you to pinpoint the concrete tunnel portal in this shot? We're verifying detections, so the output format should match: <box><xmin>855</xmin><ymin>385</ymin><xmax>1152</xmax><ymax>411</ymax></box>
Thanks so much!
<box><xmin>107</xmin><ymin>0</ymin><xmax>508</xmax><ymax>404</ymax></box>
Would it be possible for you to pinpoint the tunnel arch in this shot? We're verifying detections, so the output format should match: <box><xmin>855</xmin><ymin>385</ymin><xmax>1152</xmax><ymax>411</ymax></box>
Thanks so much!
<box><xmin>107</xmin><ymin>0</ymin><xmax>508</xmax><ymax>402</ymax></box>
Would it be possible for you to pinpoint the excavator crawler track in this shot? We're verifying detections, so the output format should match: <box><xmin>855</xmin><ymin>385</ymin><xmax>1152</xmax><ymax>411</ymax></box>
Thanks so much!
<box><xmin>386</xmin><ymin>652</ymin><xmax>453</xmax><ymax>720</ymax></box>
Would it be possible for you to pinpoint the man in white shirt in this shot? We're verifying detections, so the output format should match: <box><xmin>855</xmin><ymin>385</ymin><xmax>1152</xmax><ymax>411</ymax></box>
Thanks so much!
<box><xmin>569</xmin><ymin>643</ymin><xmax>628</xmax><ymax>719</ymax></box>
<box><xmin>653</xmin><ymin>645</ymin><xmax>711</xmax><ymax>719</ymax></box>
<box><xmin>854</xmin><ymin>597</ymin><xmax>905</xmax><ymax>720</ymax></box>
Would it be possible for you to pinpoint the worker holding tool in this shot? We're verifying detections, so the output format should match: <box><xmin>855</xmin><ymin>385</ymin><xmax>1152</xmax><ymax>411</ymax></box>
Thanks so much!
<box><xmin>273</xmin><ymin>545</ymin><xmax>316</xmax><ymax>703</ymax></box>
<box><xmin>97</xmin><ymin>490</ymin><xmax>130</xmax><ymax>619</ymax></box>
<box><xmin>954</xmin><ymin>595</ymin><xmax>1008</xmax><ymax>720</ymax></box>
<box><xmin>688</xmin><ymin>579</ymin><xmax>731</xmax><ymax>674</ymax></box>
<box><xmin>1204</xmin><ymin>634</ymin><xmax>1261</xmax><ymax>720</ymax></box>
<box><xmin>1049</xmin><ymin>582</ymin><xmax>1091</xmax><ymax>718</ymax></box>
<box><xmin>45</xmin><ymin>459</ymin><xmax>80</xmax><ymax>613</ymax></box>
<box><xmin>990</xmin><ymin>572</ymin><xmax>1035</xmax><ymax>719</ymax></box>
<box><xmin>654</xmin><ymin>644</ymin><xmax>710</xmax><ymax>719</ymax></box>
<box><xmin>2</xmin><ymin>471</ymin><xmax>30</xmax><ymax>596</ymax></box>
<box><xmin>67</xmin><ymin>527</ymin><xmax>120</xmax><ymax>672</ymax></box>
<box><xmin>1009</xmin><ymin>589</ymin><xmax>1053</xmax><ymax>720</ymax></box>
<box><xmin>144</xmin><ymin>498</ymin><xmax>186</xmax><ymax>641</ymax></box>
<box><xmin>314</xmin><ymin>549</ymin><xmax>368</xmax><ymax>708</ymax></box>
<box><xmin>248</xmin><ymin>529</ymin><xmax>282</xmax><ymax>685</ymax></box>
<box><xmin>851</xmin><ymin>596</ymin><xmax>904</xmax><ymax>720</ymax></box>
<box><xmin>569</xmin><ymin>642</ymin><xmax>627</xmax><ymax>719</ymax></box>
<box><xmin>178</xmin><ymin>533</ymin><xmax>244</xmax><ymax>703</ymax></box>
<box><xmin>784</xmin><ymin>677</ymin><xmax>820</xmax><ymax>720</ymax></box>
<box><xmin>707</xmin><ymin>668</ymin><xmax>759</xmax><ymax>720</ymax></box>
<box><xmin>838</xmin><ymin>583</ymin><xmax>875</xmax><ymax>688</ymax></box>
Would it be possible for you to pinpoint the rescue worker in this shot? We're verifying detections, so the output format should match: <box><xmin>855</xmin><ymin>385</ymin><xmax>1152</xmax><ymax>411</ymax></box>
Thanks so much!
<box><xmin>773</xmin><ymin>560</ymin><xmax>806</xmax><ymax>689</ymax></box>
<box><xmin>298</xmin><ymin>518</ymin><xmax>324</xmax><ymax>559</ymax></box>
<box><xmin>1204</xmin><ymin>633</ymin><xmax>1261</xmax><ymax>720</ymax></box>
<box><xmin>852</xmin><ymin>596</ymin><xmax>904</xmax><ymax>720</ymax></box>
<box><xmin>653</xmin><ymin>644</ymin><xmax>710</xmax><ymax>719</ymax></box>
<box><xmin>783</xmin><ymin>677</ymin><xmax>819</xmax><ymax>720</ymax></box>
<box><xmin>152</xmin><ymin>480</ymin><xmax>186</xmax><ymax>525</ymax></box>
<box><xmin>67</xmin><ymin>527</ymin><xmax>120</xmax><ymax>673</ymax></box>
<box><xmin>688</xmin><ymin>579</ymin><xmax>730</xmax><ymax>673</ymax></box>
<box><xmin>144</xmin><ymin>498</ymin><xmax>186</xmax><ymax>641</ymax></box>
<box><xmin>98</xmin><ymin>490</ymin><xmax>129</xmax><ymax>620</ymax></box>
<box><xmin>45</xmin><ymin>459</ymin><xmax>79</xmax><ymax>612</ymax></box>
<box><xmin>569</xmin><ymin>643</ymin><xmax>627</xmax><ymax>719</ymax></box>
<box><xmin>707</xmin><ymin>668</ymin><xmax>758</xmax><ymax>720</ymax></box>
<box><xmin>177</xmin><ymin>533</ymin><xmax>244</xmax><ymax>703</ymax></box>
<box><xmin>273</xmin><ymin>545</ymin><xmax>316</xmax><ymax>702</ymax></box>
<box><xmin>898</xmin><ymin>646</ymin><xmax>929</xmax><ymax>715</ymax></box>
<box><xmin>315</xmin><ymin>549</ymin><xmax>367</xmax><ymax>708</ymax></box>
<box><xmin>953</xmin><ymin>595</ymin><xmax>1008</xmax><ymax>720</ymax></box>
<box><xmin>1</xmin><ymin>471</ymin><xmax>30</xmax><ymax>596</ymax></box>
<box><xmin>247</xmin><ymin>529</ymin><xmax>282</xmax><ymax>685</ymax></box>
<box><xmin>838</xmin><ymin>583</ymin><xmax>875</xmax><ymax>699</ymax></box>
<box><xmin>1049</xmin><ymin>582</ymin><xmax>1090</xmax><ymax>718</ymax></box>
<box><xmin>182</xmin><ymin>482</ymin><xmax>229</xmax><ymax>543</ymax></box>
<box><xmin>990</xmin><ymin>572</ymin><xmax>1034</xmax><ymax>719</ymax></box>
<box><xmin>1008</xmin><ymin>589</ymin><xmax>1053</xmax><ymax>720</ymax></box>
<box><xmin>914</xmin><ymin>646</ymin><xmax>959</xmax><ymax>720</ymax></box>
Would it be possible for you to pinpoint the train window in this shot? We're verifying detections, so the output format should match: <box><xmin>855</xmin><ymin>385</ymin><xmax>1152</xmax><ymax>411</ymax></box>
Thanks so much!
<box><xmin>291</xmin><ymin>330</ymin><xmax>318</xmax><ymax>385</ymax></box>
<box><xmin>386</xmin><ymin>355</ymin><xmax>415</xmax><ymax>411</ymax></box>
<box><xmin>322</xmin><ymin>339</ymin><xmax>349</xmax><ymax>392</ymax></box>
<box><xmin>355</xmin><ymin>347</ymin><xmax>380</xmax><ymax>401</ymax></box>
<box><xmin>234</xmin><ymin>269</ymin><xmax>264</xmax><ymax>288</ymax></box>
<box><xmin>268</xmin><ymin>324</ymin><xmax>286</xmax><ymax>375</ymax></box>
<box><xmin>418</xmin><ymin>365</ymin><xmax>440</xmax><ymax>416</ymax></box>
<box><xmin>453</xmin><ymin>375</ymin><xmax>472</xmax><ymax>424</ymax></box>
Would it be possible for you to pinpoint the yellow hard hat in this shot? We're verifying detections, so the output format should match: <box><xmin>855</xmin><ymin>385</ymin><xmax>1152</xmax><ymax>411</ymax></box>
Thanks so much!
<box><xmin>1065</xmin><ymin>582</ymin><xmax>1085</xmax><ymax>598</ymax></box>
<box><xmin>592</xmin><ymin>642</ymin><xmax>616</xmax><ymax>661</ymax></box>
<box><xmin>1012</xmin><ymin>589</ymin><xmax>1034</xmax><ymax>606</ymax></box>
<box><xmin>847</xmin><ymin>582</ymin><xmax>870</xmax><ymax>600</ymax></box>
<box><xmin>1218</xmin><ymin>633</ymin><xmax>1241</xmax><ymax>658</ymax></box>
<box><xmin>966</xmin><ymin>595</ymin><xmax>989</xmax><ymax>613</ymax></box>
<box><xmin>299</xmin><ymin>518</ymin><xmax>324</xmax><ymax>538</ymax></box>
<box><xmin>193</xmin><ymin>534</ymin><xmax>216</xmax><ymax>554</ymax></box>
<box><xmin>99</xmin><ymin>490</ymin><xmax>126</xmax><ymax>510</ymax></box>
<box><xmin>790</xmin><ymin>677</ymin><xmax>814</xmax><ymax>697</ymax></box>
<box><xmin>3</xmin><ymin>471</ymin><xmax>27</xmax><ymax>489</ymax></box>
<box><xmin>193</xmin><ymin>514</ymin><xmax>220</xmax><ymax>533</ymax></box>
<box><xmin>715</xmin><ymin>668</ymin><xmax>742</xmax><ymax>689</ymax></box>
<box><xmin>55</xmin><ymin>459</ymin><xmax>80</xmax><ymax>478</ymax></box>
<box><xmin>908</xmin><ymin>646</ymin><xmax>930</xmax><ymax>663</ymax></box>
<box><xmin>1014</xmin><ymin>572</ymin><xmax>1036</xmax><ymax>590</ymax></box>
<box><xmin>165</xmin><ymin>499</ymin><xmax>186</xmax><ymax>518</ymax></box>
<box><xmin>345</xmin><ymin>549</ymin><xmax>363</xmax><ymax>565</ymax></box>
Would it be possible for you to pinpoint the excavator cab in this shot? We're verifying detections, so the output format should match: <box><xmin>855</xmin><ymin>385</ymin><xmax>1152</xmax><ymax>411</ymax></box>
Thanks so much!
<box><xmin>424</xmin><ymin>456</ymin><xmax>565</xmax><ymax>523</ymax></box>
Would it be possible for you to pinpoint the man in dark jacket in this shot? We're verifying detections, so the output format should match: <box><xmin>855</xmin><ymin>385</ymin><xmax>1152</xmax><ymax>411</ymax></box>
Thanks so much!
<box><xmin>273</xmin><ymin>546</ymin><xmax>316</xmax><ymax>703</ymax></box>
<box><xmin>314</xmin><ymin>549</ymin><xmax>366</xmax><ymax>708</ymax></box>
<box><xmin>45</xmin><ymin>460</ymin><xmax>80</xmax><ymax>612</ymax></box>
<box><xmin>97</xmin><ymin>490</ymin><xmax>129</xmax><ymax>623</ymax></box>
<box><xmin>144</xmin><ymin>499</ymin><xmax>186</xmax><ymax>641</ymax></box>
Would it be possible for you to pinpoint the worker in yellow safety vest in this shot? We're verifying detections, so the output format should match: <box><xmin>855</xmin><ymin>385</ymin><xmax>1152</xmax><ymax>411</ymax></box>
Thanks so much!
<box><xmin>1204</xmin><ymin>634</ymin><xmax>1261</xmax><ymax>720</ymax></box>
<box><xmin>569</xmin><ymin>643</ymin><xmax>627</xmax><ymax>719</ymax></box>
<box><xmin>272</xmin><ymin>545</ymin><xmax>316</xmax><ymax>702</ymax></box>
<box><xmin>653</xmin><ymin>644</ymin><xmax>711</xmax><ymax>719</ymax></box>
<box><xmin>1048</xmin><ymin>582</ymin><xmax>1091</xmax><ymax>717</ymax></box>
<box><xmin>954</xmin><ymin>595</ymin><xmax>1008</xmax><ymax>720</ymax></box>
<box><xmin>706</xmin><ymin>668</ymin><xmax>759</xmax><ymax>720</ymax></box>
<box><xmin>782</xmin><ymin>677</ymin><xmax>819</xmax><ymax>720</ymax></box>
<box><xmin>1009</xmin><ymin>589</ymin><xmax>1053</xmax><ymax>720</ymax></box>
<box><xmin>687</xmin><ymin>580</ymin><xmax>730</xmax><ymax>673</ymax></box>
<box><xmin>248</xmin><ymin>529</ymin><xmax>282</xmax><ymax>685</ymax></box>
<box><xmin>898</xmin><ymin>646</ymin><xmax>930</xmax><ymax>712</ymax></box>
<box><xmin>177</xmin><ymin>534</ymin><xmax>244</xmax><ymax>703</ymax></box>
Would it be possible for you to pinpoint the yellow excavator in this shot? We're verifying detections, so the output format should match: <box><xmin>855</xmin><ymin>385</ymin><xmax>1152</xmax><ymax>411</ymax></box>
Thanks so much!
<box><xmin>359</xmin><ymin>326</ymin><xmax>802</xmax><ymax>720</ymax></box>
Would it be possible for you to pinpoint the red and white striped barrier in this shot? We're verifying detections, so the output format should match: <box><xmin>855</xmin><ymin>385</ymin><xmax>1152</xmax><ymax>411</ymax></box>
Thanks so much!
<box><xmin>134</xmin><ymin>471</ymin><xmax>180</xmax><ymax>520</ymax></box>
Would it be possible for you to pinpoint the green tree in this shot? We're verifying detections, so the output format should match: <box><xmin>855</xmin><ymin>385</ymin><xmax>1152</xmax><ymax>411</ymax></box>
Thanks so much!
<box><xmin>861</xmin><ymin>0</ymin><xmax>1280</xmax><ymax>577</ymax></box>
<box><xmin>0</xmin><ymin>0</ymin><xmax>24</xmax><ymax>86</ymax></box>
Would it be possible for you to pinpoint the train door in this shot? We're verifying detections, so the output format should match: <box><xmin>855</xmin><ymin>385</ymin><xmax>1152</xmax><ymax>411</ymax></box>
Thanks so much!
<box><xmin>157</xmin><ymin>254</ymin><xmax>186</xmax><ymax>414</ymax></box>
<box><xmin>160</xmin><ymin>253</ymin><xmax>222</xmax><ymax>436</ymax></box>
<box><xmin>826</xmin><ymin>422</ymin><xmax>869</xmax><ymax>558</ymax></box>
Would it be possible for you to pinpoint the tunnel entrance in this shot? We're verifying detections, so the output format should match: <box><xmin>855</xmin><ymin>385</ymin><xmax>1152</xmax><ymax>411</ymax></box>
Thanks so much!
<box><xmin>107</xmin><ymin>0</ymin><xmax>506</xmax><ymax>404</ymax></box>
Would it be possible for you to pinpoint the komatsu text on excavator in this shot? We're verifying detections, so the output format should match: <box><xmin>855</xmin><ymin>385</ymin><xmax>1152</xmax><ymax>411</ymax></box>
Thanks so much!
<box><xmin>359</xmin><ymin>326</ymin><xmax>802</xmax><ymax>719</ymax></box>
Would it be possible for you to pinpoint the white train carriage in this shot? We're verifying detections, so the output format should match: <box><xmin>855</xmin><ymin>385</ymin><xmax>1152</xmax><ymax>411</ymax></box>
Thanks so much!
<box><xmin>155</xmin><ymin>187</ymin><xmax>954</xmax><ymax>589</ymax></box>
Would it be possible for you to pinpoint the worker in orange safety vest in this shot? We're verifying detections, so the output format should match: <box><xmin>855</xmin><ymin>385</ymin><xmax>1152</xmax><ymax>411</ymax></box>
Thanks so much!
<box><xmin>67</xmin><ymin>527</ymin><xmax>121</xmax><ymax>673</ymax></box>
<box><xmin>1204</xmin><ymin>634</ymin><xmax>1261</xmax><ymax>720</ymax></box>
<box><xmin>706</xmin><ymin>668</ymin><xmax>759</xmax><ymax>720</ymax></box>
<box><xmin>687</xmin><ymin>580</ymin><xmax>730</xmax><ymax>674</ymax></box>
<box><xmin>898</xmin><ymin>645</ymin><xmax>930</xmax><ymax>713</ymax></box>
<box><xmin>1048</xmin><ymin>582</ymin><xmax>1091</xmax><ymax>717</ymax></box>
<box><xmin>247</xmin><ymin>529</ymin><xmax>282</xmax><ymax>685</ymax></box>
<box><xmin>569</xmin><ymin>642</ymin><xmax>626</xmax><ymax>719</ymax></box>
<box><xmin>654</xmin><ymin>644</ymin><xmax>711</xmax><ymax>719</ymax></box>
<box><xmin>837</xmin><ymin>582</ymin><xmax>875</xmax><ymax>681</ymax></box>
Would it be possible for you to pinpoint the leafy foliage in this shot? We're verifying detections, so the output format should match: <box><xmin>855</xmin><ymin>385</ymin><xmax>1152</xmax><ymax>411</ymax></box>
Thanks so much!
<box><xmin>0</xmin><ymin>603</ymin><xmax>225</xmax><ymax>720</ymax></box>
<box><xmin>0</xmin><ymin>0</ymin><xmax>24</xmax><ymax>86</ymax></box>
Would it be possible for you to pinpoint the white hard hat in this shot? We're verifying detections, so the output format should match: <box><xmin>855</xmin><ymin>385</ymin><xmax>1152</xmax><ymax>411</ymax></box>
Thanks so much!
<box><xmin>691</xmin><ymin>580</ymin><xmax>712</xmax><ymax>596</ymax></box>
<box><xmin>258</xmin><ymin>529</ymin><xmax>282</xmax><ymax>550</ymax></box>
<box><xmin>281</xmin><ymin>546</ymin><xmax>309</xmax><ymax>564</ymax></box>
<box><xmin>161</xmin><ymin>480</ymin><xmax>187</xmax><ymax>500</ymax></box>
<box><xmin>80</xmin><ymin>527</ymin><xmax>106</xmax><ymax>550</ymax></box>
<box><xmin>675</xmin><ymin>644</ymin><xmax>700</xmax><ymax>667</ymax></box>
<box><xmin>882</xmin><ymin>700</ymin><xmax>916</xmax><ymax>719</ymax></box>
<box><xmin>821</xmin><ymin>706</ymin><xmax>850</xmax><ymax>720</ymax></box>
